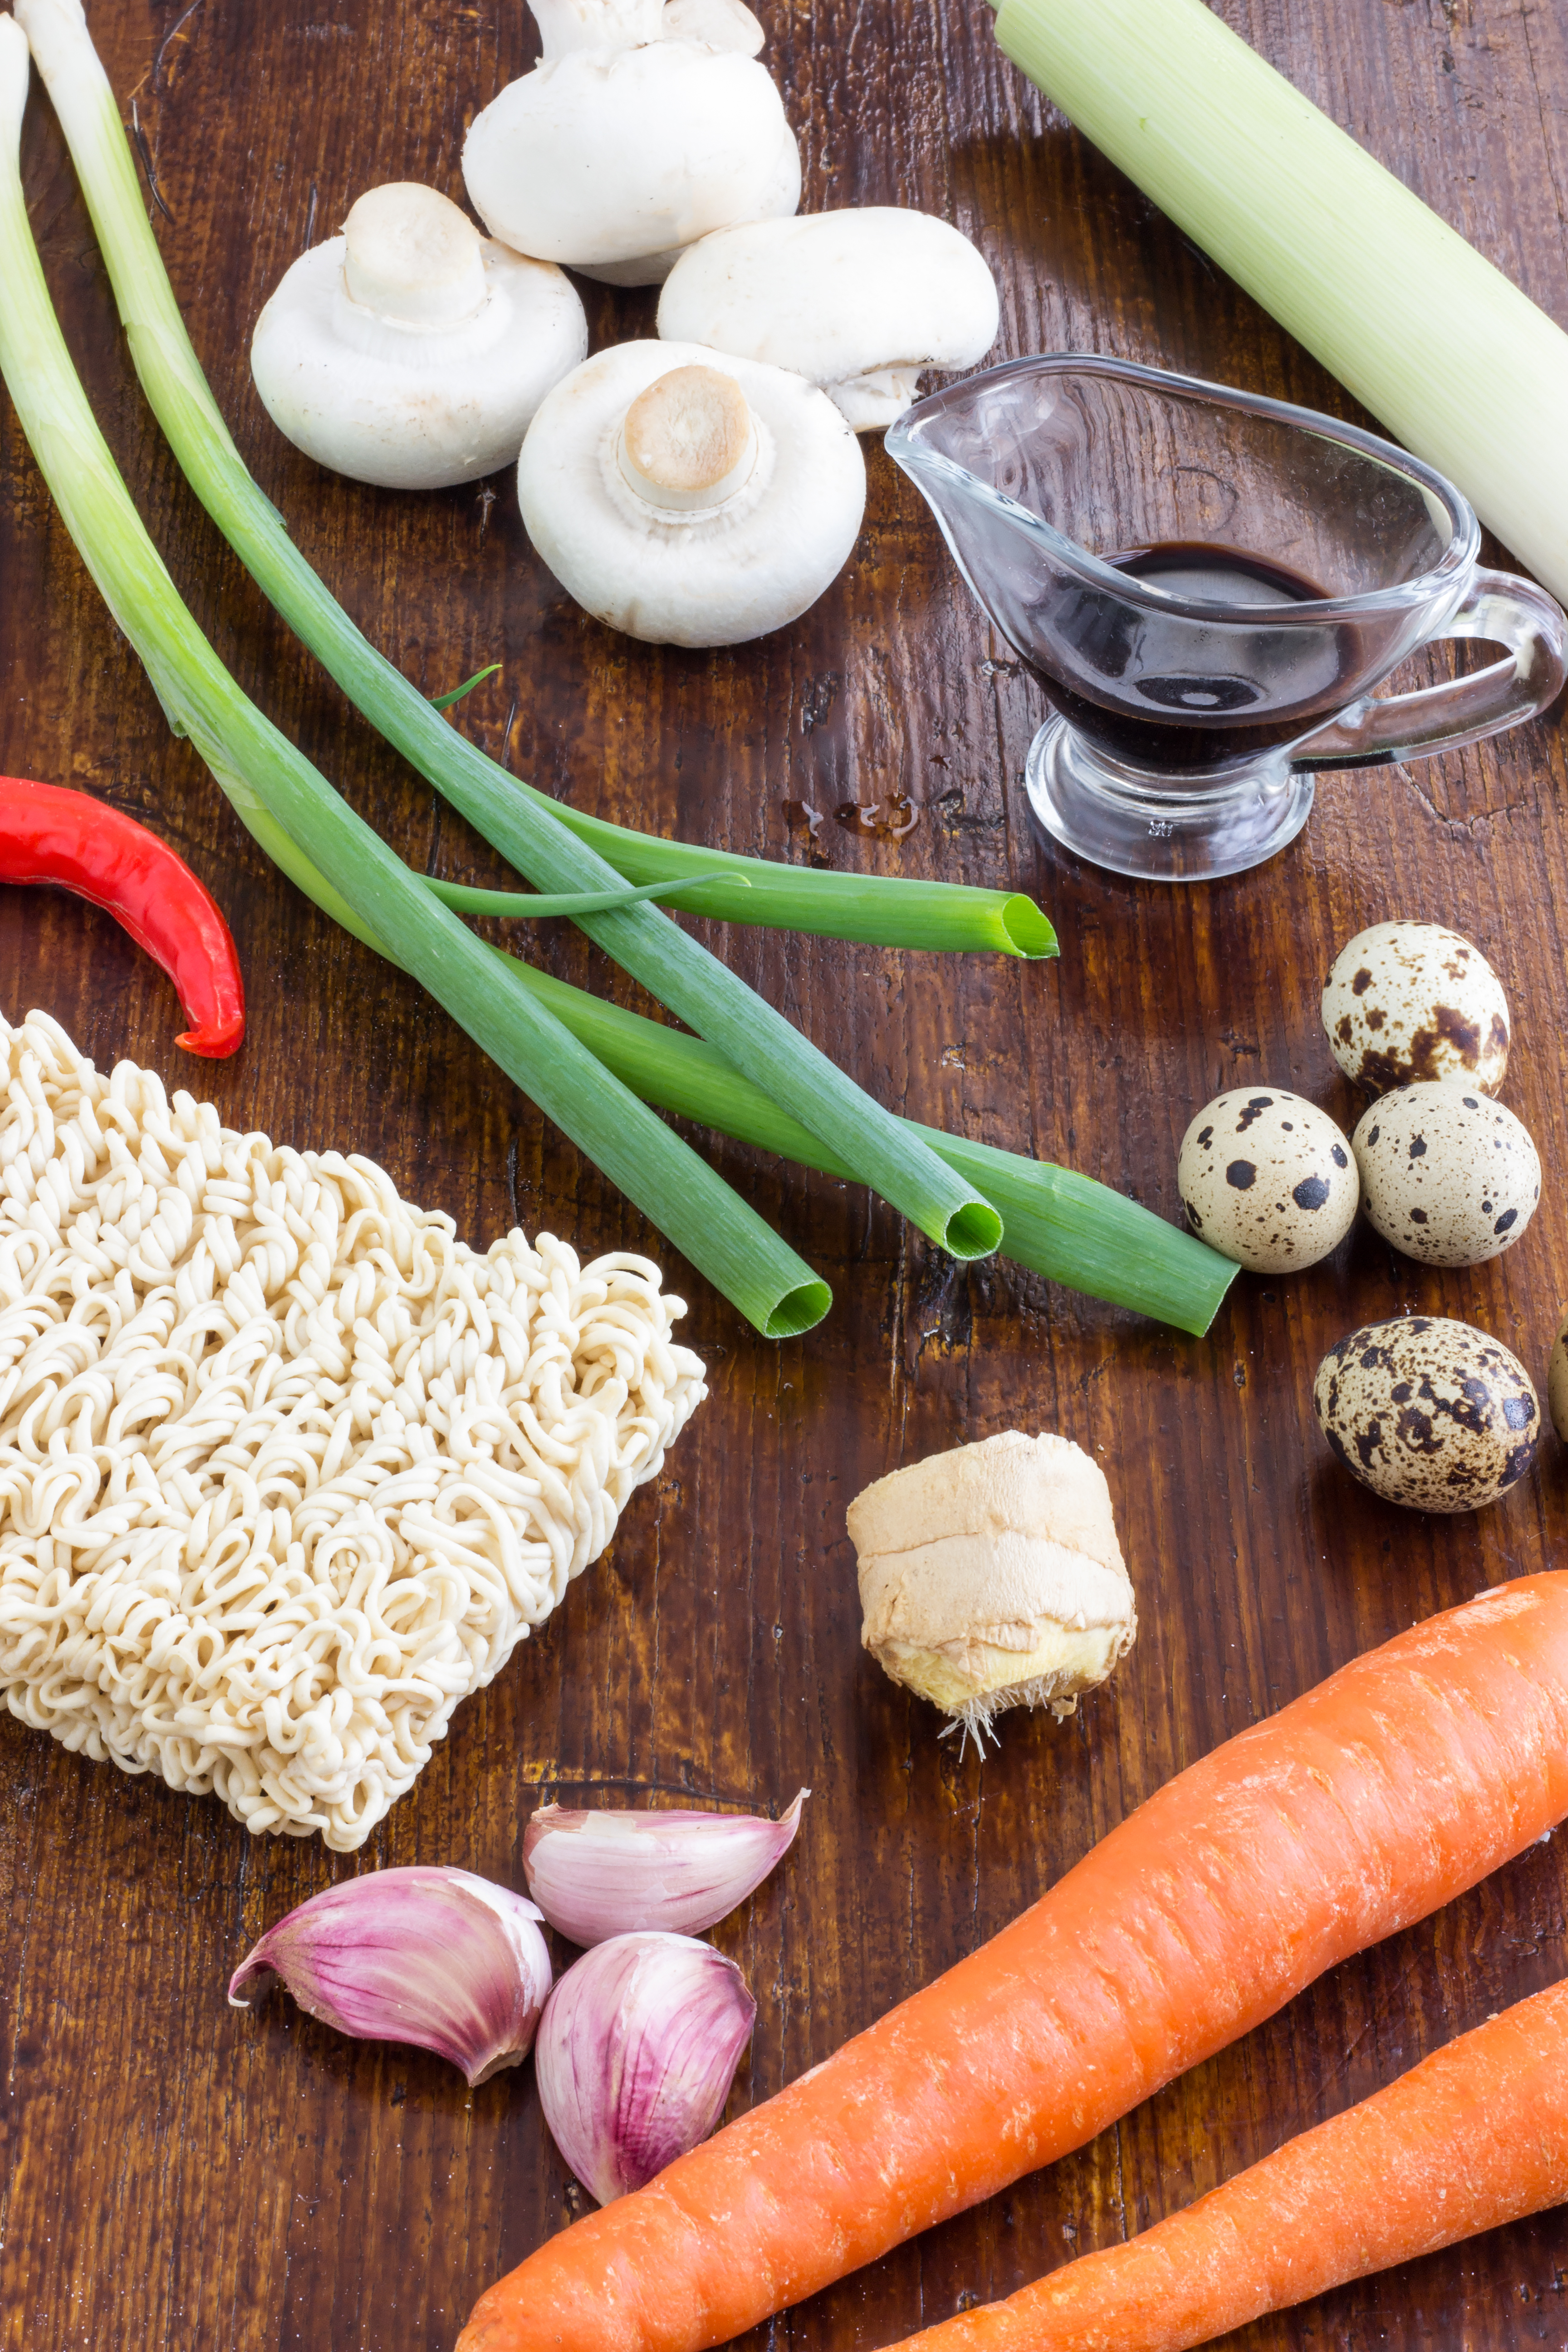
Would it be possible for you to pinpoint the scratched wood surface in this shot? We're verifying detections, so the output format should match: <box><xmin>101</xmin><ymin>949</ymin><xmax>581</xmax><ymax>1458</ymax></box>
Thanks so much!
<box><xmin>2</xmin><ymin>0</ymin><xmax>1567</xmax><ymax>2345</ymax></box>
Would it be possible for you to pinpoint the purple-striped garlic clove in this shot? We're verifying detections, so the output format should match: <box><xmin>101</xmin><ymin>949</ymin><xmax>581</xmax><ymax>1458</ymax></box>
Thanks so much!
<box><xmin>228</xmin><ymin>1867</ymin><xmax>552</xmax><ymax>2087</ymax></box>
<box><xmin>534</xmin><ymin>1930</ymin><xmax>755</xmax><ymax>2203</ymax></box>
<box><xmin>522</xmin><ymin>1789</ymin><xmax>808</xmax><ymax>1945</ymax></box>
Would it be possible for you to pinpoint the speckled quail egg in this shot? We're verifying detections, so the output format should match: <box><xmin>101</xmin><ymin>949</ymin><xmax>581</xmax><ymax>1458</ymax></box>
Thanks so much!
<box><xmin>1177</xmin><ymin>1088</ymin><xmax>1358</xmax><ymax>1273</ymax></box>
<box><xmin>1314</xmin><ymin>1315</ymin><xmax>1539</xmax><ymax>1512</ymax></box>
<box><xmin>1548</xmin><ymin>1310</ymin><xmax>1568</xmax><ymax>1443</ymax></box>
<box><xmin>1352</xmin><ymin>1080</ymin><xmax>1540</xmax><ymax>1266</ymax></box>
<box><xmin>1322</xmin><ymin>921</ymin><xmax>1510</xmax><ymax>1095</ymax></box>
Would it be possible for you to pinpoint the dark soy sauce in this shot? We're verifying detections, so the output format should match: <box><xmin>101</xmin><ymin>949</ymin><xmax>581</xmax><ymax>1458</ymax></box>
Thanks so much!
<box><xmin>1027</xmin><ymin>540</ymin><xmax>1361</xmax><ymax>771</ymax></box>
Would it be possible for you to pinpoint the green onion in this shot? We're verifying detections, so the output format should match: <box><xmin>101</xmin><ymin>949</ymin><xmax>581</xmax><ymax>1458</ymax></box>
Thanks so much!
<box><xmin>428</xmin><ymin>661</ymin><xmax>502</xmax><ymax>712</ymax></box>
<box><xmin>492</xmin><ymin>953</ymin><xmax>1235</xmax><ymax>1337</ymax></box>
<box><xmin>512</xmin><ymin>956</ymin><xmax>1236</xmax><ymax>1334</ymax></box>
<box><xmin>424</xmin><ymin>873</ymin><xmax>743</xmax><ymax>920</ymax></box>
<box><xmin>15</xmin><ymin>0</ymin><xmax>1054</xmax><ymax>962</ymax></box>
<box><xmin>18</xmin><ymin>0</ymin><xmax>1008</xmax><ymax>1265</ymax></box>
<box><xmin>987</xmin><ymin>0</ymin><xmax>1568</xmax><ymax>608</ymax></box>
<box><xmin>0</xmin><ymin>18</ymin><xmax>828</xmax><ymax>1342</ymax></box>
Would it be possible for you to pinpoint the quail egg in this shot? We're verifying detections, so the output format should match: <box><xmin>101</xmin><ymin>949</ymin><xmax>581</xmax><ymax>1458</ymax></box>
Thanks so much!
<box><xmin>1322</xmin><ymin>921</ymin><xmax>1510</xmax><ymax>1095</ymax></box>
<box><xmin>1314</xmin><ymin>1315</ymin><xmax>1539</xmax><ymax>1512</ymax></box>
<box><xmin>1177</xmin><ymin>1088</ymin><xmax>1358</xmax><ymax>1273</ymax></box>
<box><xmin>1352</xmin><ymin>1080</ymin><xmax>1540</xmax><ymax>1266</ymax></box>
<box><xmin>1548</xmin><ymin>1310</ymin><xmax>1568</xmax><ymax>1443</ymax></box>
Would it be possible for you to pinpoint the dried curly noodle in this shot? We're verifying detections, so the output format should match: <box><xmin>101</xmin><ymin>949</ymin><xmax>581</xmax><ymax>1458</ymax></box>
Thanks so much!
<box><xmin>0</xmin><ymin>1010</ymin><xmax>706</xmax><ymax>1849</ymax></box>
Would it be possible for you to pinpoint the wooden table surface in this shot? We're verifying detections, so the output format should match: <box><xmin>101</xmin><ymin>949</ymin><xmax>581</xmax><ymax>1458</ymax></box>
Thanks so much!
<box><xmin>3</xmin><ymin>0</ymin><xmax>1568</xmax><ymax>2346</ymax></box>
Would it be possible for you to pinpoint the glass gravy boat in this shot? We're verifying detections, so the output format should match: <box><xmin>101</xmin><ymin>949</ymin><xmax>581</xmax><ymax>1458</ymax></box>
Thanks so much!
<box><xmin>887</xmin><ymin>355</ymin><xmax>1568</xmax><ymax>883</ymax></box>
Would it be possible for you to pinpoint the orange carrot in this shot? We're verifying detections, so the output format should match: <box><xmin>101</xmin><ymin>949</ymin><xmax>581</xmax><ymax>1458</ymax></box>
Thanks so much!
<box><xmin>459</xmin><ymin>1576</ymin><xmax>1568</xmax><ymax>2352</ymax></box>
<box><xmin>879</xmin><ymin>1976</ymin><xmax>1568</xmax><ymax>2352</ymax></box>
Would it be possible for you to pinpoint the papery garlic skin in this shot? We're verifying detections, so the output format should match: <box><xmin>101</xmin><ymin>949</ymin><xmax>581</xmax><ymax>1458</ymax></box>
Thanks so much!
<box><xmin>524</xmin><ymin>1792</ymin><xmax>807</xmax><ymax>1945</ymax></box>
<box><xmin>228</xmin><ymin>1867</ymin><xmax>552</xmax><ymax>2087</ymax></box>
<box><xmin>849</xmin><ymin>1431</ymin><xmax>1136</xmax><ymax>1746</ymax></box>
<box><xmin>535</xmin><ymin>1931</ymin><xmax>755</xmax><ymax>2203</ymax></box>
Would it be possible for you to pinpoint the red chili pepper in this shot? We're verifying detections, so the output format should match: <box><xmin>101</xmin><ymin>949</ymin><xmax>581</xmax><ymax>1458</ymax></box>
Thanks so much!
<box><xmin>0</xmin><ymin>777</ymin><xmax>245</xmax><ymax>1057</ymax></box>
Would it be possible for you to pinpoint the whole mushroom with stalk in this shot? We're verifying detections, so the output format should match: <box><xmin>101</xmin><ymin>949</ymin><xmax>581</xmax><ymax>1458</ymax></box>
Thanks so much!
<box><xmin>657</xmin><ymin>208</ymin><xmax>1001</xmax><ymax>429</ymax></box>
<box><xmin>462</xmin><ymin>0</ymin><xmax>800</xmax><ymax>288</ymax></box>
<box><xmin>516</xmin><ymin>341</ymin><xmax>866</xmax><ymax>646</ymax></box>
<box><xmin>250</xmin><ymin>182</ymin><xmax>588</xmax><ymax>490</ymax></box>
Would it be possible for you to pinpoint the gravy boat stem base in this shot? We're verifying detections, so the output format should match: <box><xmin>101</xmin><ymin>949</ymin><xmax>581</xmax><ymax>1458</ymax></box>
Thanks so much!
<box><xmin>1023</xmin><ymin>716</ymin><xmax>1318</xmax><ymax>883</ymax></box>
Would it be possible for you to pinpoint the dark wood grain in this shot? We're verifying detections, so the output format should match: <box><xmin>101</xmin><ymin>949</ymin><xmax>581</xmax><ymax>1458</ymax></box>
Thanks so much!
<box><xmin>2</xmin><ymin>0</ymin><xmax>1567</xmax><ymax>2346</ymax></box>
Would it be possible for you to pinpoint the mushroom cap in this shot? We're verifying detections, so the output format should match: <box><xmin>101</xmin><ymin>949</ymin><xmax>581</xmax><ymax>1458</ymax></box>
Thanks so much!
<box><xmin>462</xmin><ymin>43</ymin><xmax>800</xmax><ymax>283</ymax></box>
<box><xmin>251</xmin><ymin>225</ymin><xmax>588</xmax><ymax>491</ymax></box>
<box><xmin>516</xmin><ymin>339</ymin><xmax>866</xmax><ymax>647</ymax></box>
<box><xmin>657</xmin><ymin>208</ymin><xmax>1000</xmax><ymax>427</ymax></box>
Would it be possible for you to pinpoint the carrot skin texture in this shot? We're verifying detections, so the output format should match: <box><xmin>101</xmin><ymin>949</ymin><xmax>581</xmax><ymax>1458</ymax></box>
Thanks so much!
<box><xmin>459</xmin><ymin>1578</ymin><xmax>1568</xmax><ymax>2352</ymax></box>
<box><xmin>881</xmin><ymin>1977</ymin><xmax>1568</xmax><ymax>2352</ymax></box>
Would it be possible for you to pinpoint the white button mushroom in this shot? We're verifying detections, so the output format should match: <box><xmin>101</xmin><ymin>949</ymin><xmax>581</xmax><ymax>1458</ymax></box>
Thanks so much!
<box><xmin>461</xmin><ymin>0</ymin><xmax>800</xmax><ymax>289</ymax></box>
<box><xmin>516</xmin><ymin>341</ymin><xmax>866</xmax><ymax>646</ymax></box>
<box><xmin>657</xmin><ymin>208</ymin><xmax>1001</xmax><ymax>430</ymax></box>
<box><xmin>250</xmin><ymin>182</ymin><xmax>588</xmax><ymax>491</ymax></box>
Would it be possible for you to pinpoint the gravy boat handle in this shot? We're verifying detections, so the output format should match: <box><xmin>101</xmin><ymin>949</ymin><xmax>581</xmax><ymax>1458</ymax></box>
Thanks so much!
<box><xmin>1289</xmin><ymin>568</ymin><xmax>1568</xmax><ymax>773</ymax></box>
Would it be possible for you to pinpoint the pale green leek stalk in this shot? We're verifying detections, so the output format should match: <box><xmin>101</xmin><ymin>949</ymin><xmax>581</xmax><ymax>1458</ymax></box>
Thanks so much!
<box><xmin>494</xmin><ymin>954</ymin><xmax>1237</xmax><ymax>1335</ymax></box>
<box><xmin>0</xmin><ymin>17</ymin><xmax>829</xmax><ymax>1340</ymax></box>
<box><xmin>19</xmin><ymin>0</ymin><xmax>1007</xmax><ymax>1267</ymax></box>
<box><xmin>988</xmin><ymin>0</ymin><xmax>1568</xmax><ymax>607</ymax></box>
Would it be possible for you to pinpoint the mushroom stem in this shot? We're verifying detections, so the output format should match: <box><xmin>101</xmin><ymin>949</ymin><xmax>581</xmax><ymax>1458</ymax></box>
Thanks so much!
<box><xmin>617</xmin><ymin>363</ymin><xmax>757</xmax><ymax>512</ymax></box>
<box><xmin>530</xmin><ymin>0</ymin><xmax>665</xmax><ymax>56</ymax></box>
<box><xmin>343</xmin><ymin>183</ymin><xmax>487</xmax><ymax>328</ymax></box>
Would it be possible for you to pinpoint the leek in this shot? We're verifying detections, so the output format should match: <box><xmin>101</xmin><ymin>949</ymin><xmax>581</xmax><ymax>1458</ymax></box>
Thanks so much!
<box><xmin>987</xmin><ymin>0</ymin><xmax>1568</xmax><ymax>607</ymax></box>
<box><xmin>0</xmin><ymin>19</ymin><xmax>828</xmax><ymax>1341</ymax></box>
<box><xmin>493</xmin><ymin>956</ymin><xmax>1237</xmax><ymax>1336</ymax></box>
<box><xmin>15</xmin><ymin>0</ymin><xmax>1054</xmax><ymax>965</ymax></box>
<box><xmin>19</xmin><ymin>0</ymin><xmax>1006</xmax><ymax>1268</ymax></box>
<box><xmin>16</xmin><ymin>0</ymin><xmax>1009</xmax><ymax>1268</ymax></box>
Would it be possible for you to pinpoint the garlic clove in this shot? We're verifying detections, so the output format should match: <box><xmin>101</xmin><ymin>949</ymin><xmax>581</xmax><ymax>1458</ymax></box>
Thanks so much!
<box><xmin>534</xmin><ymin>1931</ymin><xmax>755</xmax><ymax>2203</ymax></box>
<box><xmin>523</xmin><ymin>1790</ymin><xmax>808</xmax><ymax>1945</ymax></box>
<box><xmin>228</xmin><ymin>1867</ymin><xmax>552</xmax><ymax>2087</ymax></box>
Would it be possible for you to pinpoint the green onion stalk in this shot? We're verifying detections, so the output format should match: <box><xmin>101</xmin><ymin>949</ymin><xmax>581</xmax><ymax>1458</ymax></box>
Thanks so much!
<box><xmin>18</xmin><ymin>0</ymin><xmax>1014</xmax><ymax>1270</ymax></box>
<box><xmin>0</xmin><ymin>21</ymin><xmax>1236</xmax><ymax>1338</ymax></box>
<box><xmin>493</xmin><ymin>954</ymin><xmax>1237</xmax><ymax>1336</ymax></box>
<box><xmin>986</xmin><ymin>0</ymin><xmax>1568</xmax><ymax>608</ymax></box>
<box><xmin>426</xmin><ymin>873</ymin><xmax>744</xmax><ymax>920</ymax></box>
<box><xmin>0</xmin><ymin>16</ymin><xmax>829</xmax><ymax>1340</ymax></box>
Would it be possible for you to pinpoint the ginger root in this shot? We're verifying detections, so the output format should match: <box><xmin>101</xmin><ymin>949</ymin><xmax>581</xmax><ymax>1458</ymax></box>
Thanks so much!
<box><xmin>847</xmin><ymin>1431</ymin><xmax>1135</xmax><ymax>1745</ymax></box>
